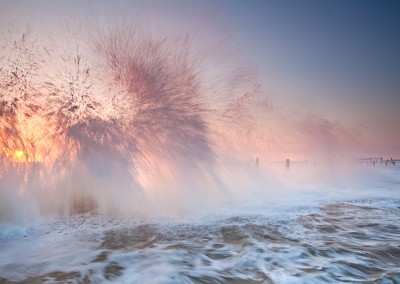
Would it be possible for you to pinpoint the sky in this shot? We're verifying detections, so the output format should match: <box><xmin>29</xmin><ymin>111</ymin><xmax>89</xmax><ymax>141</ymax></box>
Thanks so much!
<box><xmin>1</xmin><ymin>0</ymin><xmax>399</xmax><ymax>158</ymax></box>
<box><xmin>218</xmin><ymin>0</ymin><xmax>400</xmax><ymax>157</ymax></box>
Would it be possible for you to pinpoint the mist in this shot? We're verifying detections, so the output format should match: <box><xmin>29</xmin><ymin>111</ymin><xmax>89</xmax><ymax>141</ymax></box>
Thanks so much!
<box><xmin>0</xmin><ymin>14</ymin><xmax>387</xmax><ymax>224</ymax></box>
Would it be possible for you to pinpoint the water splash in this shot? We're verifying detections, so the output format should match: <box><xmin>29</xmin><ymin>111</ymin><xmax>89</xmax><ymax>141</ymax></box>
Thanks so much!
<box><xmin>0</xmin><ymin>19</ymin><xmax>373</xmax><ymax>223</ymax></box>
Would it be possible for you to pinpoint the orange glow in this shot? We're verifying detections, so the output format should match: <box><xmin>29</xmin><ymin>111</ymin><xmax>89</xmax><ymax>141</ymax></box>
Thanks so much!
<box><xmin>0</xmin><ymin>113</ymin><xmax>61</xmax><ymax>164</ymax></box>
<box><xmin>14</xmin><ymin>150</ymin><xmax>25</xmax><ymax>162</ymax></box>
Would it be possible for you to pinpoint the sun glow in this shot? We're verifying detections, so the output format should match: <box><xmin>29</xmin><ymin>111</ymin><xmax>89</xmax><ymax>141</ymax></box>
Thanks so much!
<box><xmin>14</xmin><ymin>150</ymin><xmax>25</xmax><ymax>161</ymax></box>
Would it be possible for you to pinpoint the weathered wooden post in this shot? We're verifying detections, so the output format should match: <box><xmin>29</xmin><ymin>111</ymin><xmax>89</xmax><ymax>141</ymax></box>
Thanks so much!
<box><xmin>286</xmin><ymin>158</ymin><xmax>290</xmax><ymax>170</ymax></box>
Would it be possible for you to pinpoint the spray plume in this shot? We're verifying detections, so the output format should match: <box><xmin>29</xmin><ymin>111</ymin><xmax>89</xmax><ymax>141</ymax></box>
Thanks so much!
<box><xmin>0</xmin><ymin>19</ymin><xmax>360</xmax><ymax>222</ymax></box>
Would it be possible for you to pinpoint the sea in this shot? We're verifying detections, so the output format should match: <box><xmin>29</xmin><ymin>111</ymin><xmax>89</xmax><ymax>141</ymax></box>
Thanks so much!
<box><xmin>0</xmin><ymin>165</ymin><xmax>399</xmax><ymax>284</ymax></box>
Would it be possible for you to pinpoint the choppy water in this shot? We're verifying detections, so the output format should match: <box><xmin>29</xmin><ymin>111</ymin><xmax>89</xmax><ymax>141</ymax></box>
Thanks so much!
<box><xmin>1</xmin><ymin>197</ymin><xmax>399</xmax><ymax>284</ymax></box>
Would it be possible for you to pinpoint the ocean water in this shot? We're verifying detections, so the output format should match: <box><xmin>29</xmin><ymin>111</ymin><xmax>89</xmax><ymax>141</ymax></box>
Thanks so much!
<box><xmin>0</xmin><ymin>167</ymin><xmax>399</xmax><ymax>284</ymax></box>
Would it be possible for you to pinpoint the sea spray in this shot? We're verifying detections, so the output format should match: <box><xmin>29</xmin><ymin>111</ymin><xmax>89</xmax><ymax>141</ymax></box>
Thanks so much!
<box><xmin>0</xmin><ymin>19</ymin><xmax>367</xmax><ymax>223</ymax></box>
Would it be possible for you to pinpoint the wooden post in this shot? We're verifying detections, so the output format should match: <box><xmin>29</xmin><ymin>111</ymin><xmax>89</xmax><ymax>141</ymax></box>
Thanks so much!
<box><xmin>286</xmin><ymin>158</ymin><xmax>290</xmax><ymax>169</ymax></box>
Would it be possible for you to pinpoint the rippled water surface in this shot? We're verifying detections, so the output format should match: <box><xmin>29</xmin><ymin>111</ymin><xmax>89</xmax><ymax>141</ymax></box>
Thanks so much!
<box><xmin>1</xmin><ymin>198</ymin><xmax>399</xmax><ymax>284</ymax></box>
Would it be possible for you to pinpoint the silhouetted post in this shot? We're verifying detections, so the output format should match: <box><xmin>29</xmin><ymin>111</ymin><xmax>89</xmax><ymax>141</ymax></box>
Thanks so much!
<box><xmin>286</xmin><ymin>158</ymin><xmax>290</xmax><ymax>170</ymax></box>
<box><xmin>381</xmin><ymin>157</ymin><xmax>383</xmax><ymax>164</ymax></box>
<box><xmin>373</xmin><ymin>160</ymin><xmax>376</xmax><ymax>167</ymax></box>
<box><xmin>256</xmin><ymin>157</ymin><xmax>259</xmax><ymax>168</ymax></box>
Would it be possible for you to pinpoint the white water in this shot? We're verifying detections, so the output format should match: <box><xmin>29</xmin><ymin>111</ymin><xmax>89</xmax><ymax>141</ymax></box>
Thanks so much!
<box><xmin>0</xmin><ymin>166</ymin><xmax>399</xmax><ymax>283</ymax></box>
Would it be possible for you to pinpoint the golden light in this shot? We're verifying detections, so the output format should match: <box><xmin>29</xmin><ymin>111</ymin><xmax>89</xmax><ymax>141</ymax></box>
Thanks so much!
<box><xmin>0</xmin><ymin>114</ymin><xmax>57</xmax><ymax>164</ymax></box>
<box><xmin>14</xmin><ymin>150</ymin><xmax>25</xmax><ymax>162</ymax></box>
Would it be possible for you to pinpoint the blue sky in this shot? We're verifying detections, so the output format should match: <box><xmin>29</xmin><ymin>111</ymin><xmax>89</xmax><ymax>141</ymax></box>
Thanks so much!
<box><xmin>219</xmin><ymin>1</ymin><xmax>400</xmax><ymax>109</ymax></box>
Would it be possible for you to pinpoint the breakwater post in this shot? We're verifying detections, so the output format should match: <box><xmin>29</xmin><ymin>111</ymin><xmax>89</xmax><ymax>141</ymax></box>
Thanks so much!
<box><xmin>286</xmin><ymin>158</ymin><xmax>290</xmax><ymax>170</ymax></box>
